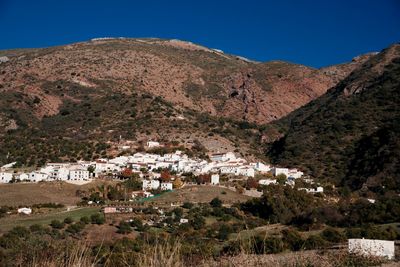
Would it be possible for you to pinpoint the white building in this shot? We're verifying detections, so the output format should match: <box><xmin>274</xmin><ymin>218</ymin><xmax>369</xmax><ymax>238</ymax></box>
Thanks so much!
<box><xmin>236</xmin><ymin>166</ymin><xmax>255</xmax><ymax>177</ymax></box>
<box><xmin>0</xmin><ymin>172</ymin><xmax>13</xmax><ymax>183</ymax></box>
<box><xmin>17</xmin><ymin>207</ymin><xmax>32</xmax><ymax>215</ymax></box>
<box><xmin>147</xmin><ymin>141</ymin><xmax>160</xmax><ymax>148</ymax></box>
<box><xmin>69</xmin><ymin>169</ymin><xmax>90</xmax><ymax>181</ymax></box>
<box><xmin>1</xmin><ymin>162</ymin><xmax>16</xmax><ymax>170</ymax></box>
<box><xmin>50</xmin><ymin>167</ymin><xmax>70</xmax><ymax>181</ymax></box>
<box><xmin>259</xmin><ymin>179</ymin><xmax>276</xmax><ymax>186</ymax></box>
<box><xmin>273</xmin><ymin>167</ymin><xmax>289</xmax><ymax>177</ymax></box>
<box><xmin>288</xmin><ymin>168</ymin><xmax>304</xmax><ymax>179</ymax></box>
<box><xmin>17</xmin><ymin>173</ymin><xmax>29</xmax><ymax>181</ymax></box>
<box><xmin>142</xmin><ymin>179</ymin><xmax>160</xmax><ymax>190</ymax></box>
<box><xmin>299</xmin><ymin>186</ymin><xmax>324</xmax><ymax>194</ymax></box>
<box><xmin>28</xmin><ymin>172</ymin><xmax>48</xmax><ymax>182</ymax></box>
<box><xmin>348</xmin><ymin>239</ymin><xmax>395</xmax><ymax>260</ymax></box>
<box><xmin>160</xmin><ymin>182</ymin><xmax>173</xmax><ymax>191</ymax></box>
<box><xmin>210</xmin><ymin>152</ymin><xmax>236</xmax><ymax>162</ymax></box>
<box><xmin>179</xmin><ymin>218</ymin><xmax>189</xmax><ymax>224</ymax></box>
<box><xmin>211</xmin><ymin>174</ymin><xmax>220</xmax><ymax>185</ymax></box>
<box><xmin>251</xmin><ymin>162</ymin><xmax>271</xmax><ymax>173</ymax></box>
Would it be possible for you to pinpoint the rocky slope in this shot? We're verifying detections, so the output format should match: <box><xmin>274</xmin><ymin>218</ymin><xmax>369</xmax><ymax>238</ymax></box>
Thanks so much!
<box><xmin>0</xmin><ymin>38</ymin><xmax>372</xmax><ymax>166</ymax></box>
<box><xmin>266</xmin><ymin>44</ymin><xmax>400</xmax><ymax>193</ymax></box>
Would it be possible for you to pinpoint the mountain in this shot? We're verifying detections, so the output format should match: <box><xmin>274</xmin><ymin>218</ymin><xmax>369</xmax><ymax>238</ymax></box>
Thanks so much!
<box><xmin>0</xmin><ymin>38</ymin><xmax>370</xmax><ymax>166</ymax></box>
<box><xmin>266</xmin><ymin>44</ymin><xmax>400</xmax><ymax>193</ymax></box>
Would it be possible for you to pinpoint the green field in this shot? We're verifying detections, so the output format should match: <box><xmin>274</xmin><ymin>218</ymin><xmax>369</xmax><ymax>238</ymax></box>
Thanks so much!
<box><xmin>0</xmin><ymin>207</ymin><xmax>100</xmax><ymax>233</ymax></box>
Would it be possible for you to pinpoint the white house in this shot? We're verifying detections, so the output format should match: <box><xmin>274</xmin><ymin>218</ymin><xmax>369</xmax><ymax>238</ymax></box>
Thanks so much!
<box><xmin>251</xmin><ymin>162</ymin><xmax>271</xmax><ymax>173</ymax></box>
<box><xmin>258</xmin><ymin>179</ymin><xmax>276</xmax><ymax>186</ymax></box>
<box><xmin>0</xmin><ymin>172</ymin><xmax>12</xmax><ymax>183</ymax></box>
<box><xmin>348</xmin><ymin>239</ymin><xmax>395</xmax><ymax>260</ymax></box>
<box><xmin>273</xmin><ymin>167</ymin><xmax>289</xmax><ymax>177</ymax></box>
<box><xmin>160</xmin><ymin>182</ymin><xmax>173</xmax><ymax>191</ymax></box>
<box><xmin>288</xmin><ymin>168</ymin><xmax>304</xmax><ymax>179</ymax></box>
<box><xmin>17</xmin><ymin>207</ymin><xmax>32</xmax><ymax>215</ymax></box>
<box><xmin>69</xmin><ymin>168</ymin><xmax>90</xmax><ymax>181</ymax></box>
<box><xmin>0</xmin><ymin>172</ymin><xmax>13</xmax><ymax>183</ymax></box>
<box><xmin>147</xmin><ymin>141</ymin><xmax>160</xmax><ymax>148</ymax></box>
<box><xmin>211</xmin><ymin>174</ymin><xmax>220</xmax><ymax>185</ymax></box>
<box><xmin>236</xmin><ymin>166</ymin><xmax>255</xmax><ymax>177</ymax></box>
<box><xmin>179</xmin><ymin>218</ymin><xmax>189</xmax><ymax>224</ymax></box>
<box><xmin>28</xmin><ymin>172</ymin><xmax>48</xmax><ymax>182</ymax></box>
<box><xmin>142</xmin><ymin>179</ymin><xmax>160</xmax><ymax>190</ymax></box>
<box><xmin>17</xmin><ymin>173</ymin><xmax>29</xmax><ymax>181</ymax></box>
<box><xmin>1</xmin><ymin>162</ymin><xmax>16</xmax><ymax>170</ymax></box>
<box><xmin>50</xmin><ymin>167</ymin><xmax>70</xmax><ymax>181</ymax></box>
<box><xmin>210</xmin><ymin>152</ymin><xmax>236</xmax><ymax>162</ymax></box>
<box><xmin>299</xmin><ymin>186</ymin><xmax>324</xmax><ymax>194</ymax></box>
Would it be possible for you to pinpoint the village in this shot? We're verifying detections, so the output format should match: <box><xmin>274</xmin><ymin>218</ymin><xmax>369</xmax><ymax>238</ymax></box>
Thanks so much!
<box><xmin>0</xmin><ymin>141</ymin><xmax>322</xmax><ymax>199</ymax></box>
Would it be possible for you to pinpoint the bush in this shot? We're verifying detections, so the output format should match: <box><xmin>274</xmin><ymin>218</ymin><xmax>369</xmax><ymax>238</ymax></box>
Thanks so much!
<box><xmin>304</xmin><ymin>234</ymin><xmax>326</xmax><ymax>249</ymax></box>
<box><xmin>50</xmin><ymin>220</ymin><xmax>65</xmax><ymax>229</ymax></box>
<box><xmin>253</xmin><ymin>236</ymin><xmax>284</xmax><ymax>254</ymax></box>
<box><xmin>321</xmin><ymin>227</ymin><xmax>345</xmax><ymax>243</ymax></box>
<box><xmin>190</xmin><ymin>214</ymin><xmax>205</xmax><ymax>230</ymax></box>
<box><xmin>210</xmin><ymin>197</ymin><xmax>222</xmax><ymax>208</ymax></box>
<box><xmin>282</xmin><ymin>229</ymin><xmax>304</xmax><ymax>251</ymax></box>
<box><xmin>66</xmin><ymin>222</ymin><xmax>85</xmax><ymax>234</ymax></box>
<box><xmin>118</xmin><ymin>221</ymin><xmax>132</xmax><ymax>234</ymax></box>
<box><xmin>29</xmin><ymin>224</ymin><xmax>46</xmax><ymax>233</ymax></box>
<box><xmin>9</xmin><ymin>226</ymin><xmax>30</xmax><ymax>238</ymax></box>
<box><xmin>63</xmin><ymin>217</ymin><xmax>73</xmax><ymax>224</ymax></box>
<box><xmin>90</xmin><ymin>213</ymin><xmax>105</xmax><ymax>225</ymax></box>
<box><xmin>182</xmin><ymin>202</ymin><xmax>194</xmax><ymax>209</ymax></box>
<box><xmin>80</xmin><ymin>216</ymin><xmax>90</xmax><ymax>224</ymax></box>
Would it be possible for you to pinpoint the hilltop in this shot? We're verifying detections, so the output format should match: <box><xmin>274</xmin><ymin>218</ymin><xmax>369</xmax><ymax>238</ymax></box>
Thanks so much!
<box><xmin>265</xmin><ymin>44</ymin><xmax>400</xmax><ymax>193</ymax></box>
<box><xmin>0</xmin><ymin>38</ymin><xmax>370</xmax><ymax>166</ymax></box>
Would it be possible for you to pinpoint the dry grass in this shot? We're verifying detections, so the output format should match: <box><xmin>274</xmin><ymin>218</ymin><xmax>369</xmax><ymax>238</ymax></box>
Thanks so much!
<box><xmin>147</xmin><ymin>185</ymin><xmax>250</xmax><ymax>205</ymax></box>
<box><xmin>205</xmin><ymin>249</ymin><xmax>390</xmax><ymax>267</ymax></box>
<box><xmin>0</xmin><ymin>180</ymin><xmax>116</xmax><ymax>206</ymax></box>
<box><xmin>15</xmin><ymin>238</ymin><xmax>393</xmax><ymax>267</ymax></box>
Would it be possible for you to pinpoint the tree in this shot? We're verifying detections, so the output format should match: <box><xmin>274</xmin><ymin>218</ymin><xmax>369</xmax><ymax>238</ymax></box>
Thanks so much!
<box><xmin>80</xmin><ymin>216</ymin><xmax>90</xmax><ymax>224</ymax></box>
<box><xmin>276</xmin><ymin>174</ymin><xmax>287</xmax><ymax>185</ymax></box>
<box><xmin>173</xmin><ymin>178</ymin><xmax>183</xmax><ymax>189</ymax></box>
<box><xmin>190</xmin><ymin>214</ymin><xmax>205</xmax><ymax>230</ymax></box>
<box><xmin>196</xmin><ymin>174</ymin><xmax>210</xmax><ymax>184</ymax></box>
<box><xmin>210</xmin><ymin>197</ymin><xmax>222</xmax><ymax>208</ymax></box>
<box><xmin>160</xmin><ymin>170</ymin><xmax>171</xmax><ymax>182</ymax></box>
<box><xmin>66</xmin><ymin>222</ymin><xmax>85</xmax><ymax>234</ymax></box>
<box><xmin>121</xmin><ymin>168</ymin><xmax>135</xmax><ymax>179</ymax></box>
<box><xmin>246</xmin><ymin>178</ymin><xmax>258</xmax><ymax>189</ymax></box>
<box><xmin>321</xmin><ymin>227</ymin><xmax>345</xmax><ymax>243</ymax></box>
<box><xmin>64</xmin><ymin>217</ymin><xmax>74</xmax><ymax>224</ymax></box>
<box><xmin>87</xmin><ymin>165</ymin><xmax>95</xmax><ymax>173</ymax></box>
<box><xmin>117</xmin><ymin>221</ymin><xmax>132</xmax><ymax>234</ymax></box>
<box><xmin>90</xmin><ymin>213</ymin><xmax>105</xmax><ymax>225</ymax></box>
<box><xmin>182</xmin><ymin>202</ymin><xmax>194</xmax><ymax>209</ymax></box>
<box><xmin>282</xmin><ymin>229</ymin><xmax>304</xmax><ymax>251</ymax></box>
<box><xmin>50</xmin><ymin>220</ymin><xmax>65</xmax><ymax>229</ymax></box>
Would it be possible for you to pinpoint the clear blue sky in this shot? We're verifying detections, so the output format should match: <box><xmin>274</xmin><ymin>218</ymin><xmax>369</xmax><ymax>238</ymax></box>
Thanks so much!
<box><xmin>0</xmin><ymin>0</ymin><xmax>399</xmax><ymax>67</ymax></box>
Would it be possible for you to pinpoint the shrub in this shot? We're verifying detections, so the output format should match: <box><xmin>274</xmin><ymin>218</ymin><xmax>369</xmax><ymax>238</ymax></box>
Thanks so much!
<box><xmin>210</xmin><ymin>197</ymin><xmax>222</xmax><ymax>208</ymax></box>
<box><xmin>66</xmin><ymin>222</ymin><xmax>85</xmax><ymax>234</ymax></box>
<box><xmin>304</xmin><ymin>234</ymin><xmax>326</xmax><ymax>249</ymax></box>
<box><xmin>50</xmin><ymin>220</ymin><xmax>65</xmax><ymax>229</ymax></box>
<box><xmin>90</xmin><ymin>213</ymin><xmax>105</xmax><ymax>225</ymax></box>
<box><xmin>80</xmin><ymin>216</ymin><xmax>90</xmax><ymax>224</ymax></box>
<box><xmin>64</xmin><ymin>217</ymin><xmax>74</xmax><ymax>224</ymax></box>
<box><xmin>321</xmin><ymin>227</ymin><xmax>345</xmax><ymax>243</ymax></box>
<box><xmin>118</xmin><ymin>221</ymin><xmax>132</xmax><ymax>234</ymax></box>
<box><xmin>182</xmin><ymin>202</ymin><xmax>194</xmax><ymax>209</ymax></box>
<box><xmin>282</xmin><ymin>228</ymin><xmax>304</xmax><ymax>251</ymax></box>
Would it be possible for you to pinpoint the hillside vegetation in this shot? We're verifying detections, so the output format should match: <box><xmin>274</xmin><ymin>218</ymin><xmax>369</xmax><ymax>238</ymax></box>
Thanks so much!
<box><xmin>266</xmin><ymin>44</ymin><xmax>400</xmax><ymax>193</ymax></box>
<box><xmin>0</xmin><ymin>38</ymin><xmax>368</xmax><ymax>166</ymax></box>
